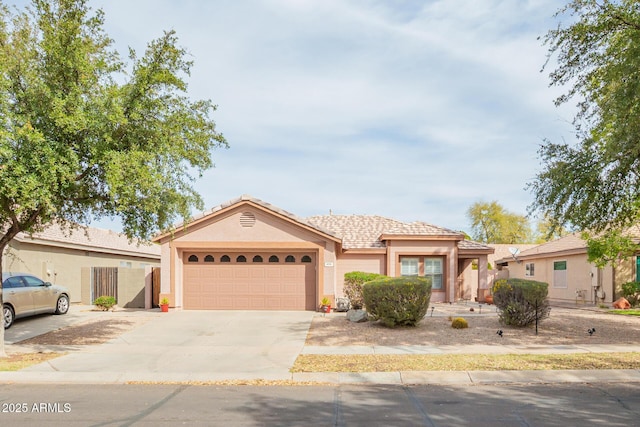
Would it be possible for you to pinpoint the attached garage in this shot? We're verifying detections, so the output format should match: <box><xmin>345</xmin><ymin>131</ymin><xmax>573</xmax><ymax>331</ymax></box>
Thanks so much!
<box><xmin>153</xmin><ymin>195</ymin><xmax>341</xmax><ymax>311</ymax></box>
<box><xmin>182</xmin><ymin>252</ymin><xmax>316</xmax><ymax>310</ymax></box>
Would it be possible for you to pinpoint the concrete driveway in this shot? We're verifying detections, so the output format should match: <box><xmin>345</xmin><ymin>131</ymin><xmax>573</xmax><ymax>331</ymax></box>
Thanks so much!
<box><xmin>16</xmin><ymin>309</ymin><xmax>316</xmax><ymax>382</ymax></box>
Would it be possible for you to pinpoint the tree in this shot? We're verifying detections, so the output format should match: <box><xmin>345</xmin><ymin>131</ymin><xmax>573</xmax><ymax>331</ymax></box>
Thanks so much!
<box><xmin>0</xmin><ymin>0</ymin><xmax>227</xmax><ymax>356</ymax></box>
<box><xmin>583</xmin><ymin>229</ymin><xmax>639</xmax><ymax>269</ymax></box>
<box><xmin>466</xmin><ymin>201</ymin><xmax>532</xmax><ymax>243</ymax></box>
<box><xmin>529</xmin><ymin>0</ymin><xmax>640</xmax><ymax>233</ymax></box>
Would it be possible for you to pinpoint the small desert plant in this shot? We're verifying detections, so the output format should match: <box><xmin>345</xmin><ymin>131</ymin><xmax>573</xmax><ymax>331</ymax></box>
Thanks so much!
<box><xmin>94</xmin><ymin>295</ymin><xmax>116</xmax><ymax>311</ymax></box>
<box><xmin>362</xmin><ymin>276</ymin><xmax>431</xmax><ymax>327</ymax></box>
<box><xmin>321</xmin><ymin>297</ymin><xmax>331</xmax><ymax>306</ymax></box>
<box><xmin>343</xmin><ymin>271</ymin><xmax>386</xmax><ymax>309</ymax></box>
<box><xmin>451</xmin><ymin>317</ymin><xmax>468</xmax><ymax>329</ymax></box>
<box><xmin>492</xmin><ymin>278</ymin><xmax>550</xmax><ymax>327</ymax></box>
<box><xmin>160</xmin><ymin>297</ymin><xmax>169</xmax><ymax>305</ymax></box>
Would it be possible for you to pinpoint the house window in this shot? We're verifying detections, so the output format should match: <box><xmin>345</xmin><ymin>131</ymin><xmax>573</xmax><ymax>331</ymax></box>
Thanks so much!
<box><xmin>236</xmin><ymin>255</ymin><xmax>247</xmax><ymax>262</ymax></box>
<box><xmin>120</xmin><ymin>261</ymin><xmax>132</xmax><ymax>268</ymax></box>
<box><xmin>220</xmin><ymin>255</ymin><xmax>231</xmax><ymax>263</ymax></box>
<box><xmin>269</xmin><ymin>255</ymin><xmax>279</xmax><ymax>263</ymax></box>
<box><xmin>285</xmin><ymin>255</ymin><xmax>296</xmax><ymax>263</ymax></box>
<box><xmin>301</xmin><ymin>255</ymin><xmax>312</xmax><ymax>263</ymax></box>
<box><xmin>525</xmin><ymin>263</ymin><xmax>535</xmax><ymax>277</ymax></box>
<box><xmin>188</xmin><ymin>255</ymin><xmax>198</xmax><ymax>263</ymax></box>
<box><xmin>553</xmin><ymin>260</ymin><xmax>567</xmax><ymax>288</ymax></box>
<box><xmin>253</xmin><ymin>255</ymin><xmax>263</xmax><ymax>263</ymax></box>
<box><xmin>424</xmin><ymin>258</ymin><xmax>443</xmax><ymax>290</ymax></box>
<box><xmin>401</xmin><ymin>258</ymin><xmax>419</xmax><ymax>276</ymax></box>
<box><xmin>204</xmin><ymin>255</ymin><xmax>214</xmax><ymax>263</ymax></box>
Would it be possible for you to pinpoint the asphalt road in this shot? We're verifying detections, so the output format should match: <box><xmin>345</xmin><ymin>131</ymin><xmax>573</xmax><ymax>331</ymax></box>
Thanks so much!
<box><xmin>1</xmin><ymin>383</ymin><xmax>638</xmax><ymax>426</ymax></box>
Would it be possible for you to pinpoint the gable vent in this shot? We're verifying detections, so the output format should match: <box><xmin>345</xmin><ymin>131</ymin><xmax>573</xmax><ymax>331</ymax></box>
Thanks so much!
<box><xmin>240</xmin><ymin>212</ymin><xmax>256</xmax><ymax>227</ymax></box>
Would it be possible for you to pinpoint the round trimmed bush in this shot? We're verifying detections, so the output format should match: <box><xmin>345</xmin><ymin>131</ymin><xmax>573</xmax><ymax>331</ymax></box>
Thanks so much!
<box><xmin>362</xmin><ymin>276</ymin><xmax>432</xmax><ymax>327</ymax></box>
<box><xmin>451</xmin><ymin>317</ymin><xmax>468</xmax><ymax>329</ymax></box>
<box><xmin>343</xmin><ymin>271</ymin><xmax>387</xmax><ymax>309</ymax></box>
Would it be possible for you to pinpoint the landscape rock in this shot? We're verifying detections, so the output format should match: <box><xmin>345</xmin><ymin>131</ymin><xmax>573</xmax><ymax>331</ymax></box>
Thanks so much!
<box><xmin>613</xmin><ymin>297</ymin><xmax>631</xmax><ymax>309</ymax></box>
<box><xmin>347</xmin><ymin>309</ymin><xmax>368</xmax><ymax>323</ymax></box>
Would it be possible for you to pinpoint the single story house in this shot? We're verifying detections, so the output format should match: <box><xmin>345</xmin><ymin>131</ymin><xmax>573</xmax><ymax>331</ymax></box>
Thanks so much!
<box><xmin>2</xmin><ymin>222</ymin><xmax>161</xmax><ymax>304</ymax></box>
<box><xmin>152</xmin><ymin>195</ymin><xmax>494</xmax><ymax>310</ymax></box>
<box><xmin>495</xmin><ymin>228</ymin><xmax>640</xmax><ymax>305</ymax></box>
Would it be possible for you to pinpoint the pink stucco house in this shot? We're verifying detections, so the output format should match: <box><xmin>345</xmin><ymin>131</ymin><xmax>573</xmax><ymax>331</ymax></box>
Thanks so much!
<box><xmin>152</xmin><ymin>195</ymin><xmax>494</xmax><ymax>310</ymax></box>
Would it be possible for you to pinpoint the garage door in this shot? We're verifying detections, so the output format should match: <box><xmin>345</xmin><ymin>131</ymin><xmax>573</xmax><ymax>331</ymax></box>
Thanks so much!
<box><xmin>183</xmin><ymin>252</ymin><xmax>316</xmax><ymax>310</ymax></box>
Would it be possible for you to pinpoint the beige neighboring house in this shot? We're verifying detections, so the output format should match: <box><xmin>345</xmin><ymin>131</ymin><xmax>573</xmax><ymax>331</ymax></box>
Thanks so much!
<box><xmin>495</xmin><ymin>228</ymin><xmax>640</xmax><ymax>305</ymax></box>
<box><xmin>2</xmin><ymin>223</ymin><xmax>161</xmax><ymax>304</ymax></box>
<box><xmin>152</xmin><ymin>195</ymin><xmax>494</xmax><ymax>310</ymax></box>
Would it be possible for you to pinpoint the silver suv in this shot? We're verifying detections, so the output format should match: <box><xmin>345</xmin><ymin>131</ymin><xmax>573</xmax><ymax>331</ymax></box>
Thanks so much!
<box><xmin>2</xmin><ymin>272</ymin><xmax>70</xmax><ymax>329</ymax></box>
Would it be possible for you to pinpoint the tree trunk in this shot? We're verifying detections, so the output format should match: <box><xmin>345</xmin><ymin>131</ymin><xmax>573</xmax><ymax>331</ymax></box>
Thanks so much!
<box><xmin>0</xmin><ymin>247</ymin><xmax>6</xmax><ymax>358</ymax></box>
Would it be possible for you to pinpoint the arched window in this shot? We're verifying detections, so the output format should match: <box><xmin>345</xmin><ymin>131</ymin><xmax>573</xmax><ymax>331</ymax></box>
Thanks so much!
<box><xmin>221</xmin><ymin>255</ymin><xmax>231</xmax><ymax>263</ymax></box>
<box><xmin>269</xmin><ymin>255</ymin><xmax>279</xmax><ymax>263</ymax></box>
<box><xmin>188</xmin><ymin>255</ymin><xmax>199</xmax><ymax>263</ymax></box>
<box><xmin>236</xmin><ymin>255</ymin><xmax>247</xmax><ymax>262</ymax></box>
<box><xmin>204</xmin><ymin>255</ymin><xmax>214</xmax><ymax>263</ymax></box>
<box><xmin>285</xmin><ymin>255</ymin><xmax>296</xmax><ymax>263</ymax></box>
<box><xmin>253</xmin><ymin>255</ymin><xmax>263</xmax><ymax>263</ymax></box>
<box><xmin>301</xmin><ymin>255</ymin><xmax>312</xmax><ymax>263</ymax></box>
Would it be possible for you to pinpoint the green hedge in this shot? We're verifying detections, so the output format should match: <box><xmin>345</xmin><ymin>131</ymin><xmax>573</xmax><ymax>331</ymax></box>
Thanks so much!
<box><xmin>93</xmin><ymin>295</ymin><xmax>116</xmax><ymax>311</ymax></box>
<box><xmin>621</xmin><ymin>281</ymin><xmax>640</xmax><ymax>307</ymax></box>
<box><xmin>343</xmin><ymin>271</ymin><xmax>387</xmax><ymax>309</ymax></box>
<box><xmin>362</xmin><ymin>276</ymin><xmax>432</xmax><ymax>327</ymax></box>
<box><xmin>492</xmin><ymin>278</ymin><xmax>550</xmax><ymax>326</ymax></box>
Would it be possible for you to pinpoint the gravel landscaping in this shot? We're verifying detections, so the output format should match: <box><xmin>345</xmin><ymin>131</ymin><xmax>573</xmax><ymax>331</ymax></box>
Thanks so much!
<box><xmin>305</xmin><ymin>303</ymin><xmax>640</xmax><ymax>347</ymax></box>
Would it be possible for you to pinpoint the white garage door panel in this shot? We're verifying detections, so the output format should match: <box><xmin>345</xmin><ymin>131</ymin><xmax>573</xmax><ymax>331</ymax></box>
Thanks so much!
<box><xmin>183</xmin><ymin>253</ymin><xmax>316</xmax><ymax>310</ymax></box>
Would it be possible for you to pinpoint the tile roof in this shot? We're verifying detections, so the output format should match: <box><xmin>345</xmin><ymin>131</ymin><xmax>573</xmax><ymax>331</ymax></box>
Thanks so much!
<box><xmin>307</xmin><ymin>215</ymin><xmax>480</xmax><ymax>250</ymax></box>
<box><xmin>307</xmin><ymin>215</ymin><xmax>404</xmax><ymax>249</ymax></box>
<box><xmin>516</xmin><ymin>233</ymin><xmax>587</xmax><ymax>259</ymax></box>
<box><xmin>14</xmin><ymin>222</ymin><xmax>160</xmax><ymax>258</ymax></box>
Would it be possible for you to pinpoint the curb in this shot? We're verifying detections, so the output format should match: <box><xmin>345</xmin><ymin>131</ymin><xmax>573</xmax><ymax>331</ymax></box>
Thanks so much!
<box><xmin>1</xmin><ymin>369</ymin><xmax>640</xmax><ymax>386</ymax></box>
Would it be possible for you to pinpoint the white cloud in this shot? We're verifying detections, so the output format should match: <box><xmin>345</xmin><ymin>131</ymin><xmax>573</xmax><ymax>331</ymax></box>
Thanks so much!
<box><xmin>9</xmin><ymin>0</ymin><xmax>574</xmax><ymax>233</ymax></box>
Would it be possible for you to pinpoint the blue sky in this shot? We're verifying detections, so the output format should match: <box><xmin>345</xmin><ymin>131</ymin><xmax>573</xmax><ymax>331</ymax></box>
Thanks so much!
<box><xmin>13</xmin><ymin>0</ymin><xmax>579</xmax><ymax>234</ymax></box>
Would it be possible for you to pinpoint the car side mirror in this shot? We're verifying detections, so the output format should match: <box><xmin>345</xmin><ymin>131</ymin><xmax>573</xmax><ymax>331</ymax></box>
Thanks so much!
<box><xmin>44</xmin><ymin>282</ymin><xmax>52</xmax><ymax>287</ymax></box>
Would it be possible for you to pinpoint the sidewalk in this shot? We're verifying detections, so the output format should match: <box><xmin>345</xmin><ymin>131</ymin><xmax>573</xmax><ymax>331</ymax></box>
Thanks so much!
<box><xmin>1</xmin><ymin>305</ymin><xmax>639</xmax><ymax>386</ymax></box>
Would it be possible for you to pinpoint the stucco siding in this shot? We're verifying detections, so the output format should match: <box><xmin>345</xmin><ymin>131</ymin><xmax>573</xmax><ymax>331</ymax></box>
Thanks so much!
<box><xmin>4</xmin><ymin>241</ymin><xmax>159</xmax><ymax>303</ymax></box>
<box><xmin>335</xmin><ymin>253</ymin><xmax>386</xmax><ymax>297</ymax></box>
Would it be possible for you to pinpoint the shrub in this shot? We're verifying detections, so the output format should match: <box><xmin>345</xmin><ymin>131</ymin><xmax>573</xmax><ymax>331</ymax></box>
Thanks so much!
<box><xmin>343</xmin><ymin>271</ymin><xmax>386</xmax><ymax>309</ymax></box>
<box><xmin>492</xmin><ymin>278</ymin><xmax>550</xmax><ymax>327</ymax></box>
<box><xmin>451</xmin><ymin>317</ymin><xmax>468</xmax><ymax>329</ymax></box>
<box><xmin>621</xmin><ymin>282</ymin><xmax>640</xmax><ymax>307</ymax></box>
<box><xmin>93</xmin><ymin>295</ymin><xmax>117</xmax><ymax>311</ymax></box>
<box><xmin>362</xmin><ymin>276</ymin><xmax>432</xmax><ymax>327</ymax></box>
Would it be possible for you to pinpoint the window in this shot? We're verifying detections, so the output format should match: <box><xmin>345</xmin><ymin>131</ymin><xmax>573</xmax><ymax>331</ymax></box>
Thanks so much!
<box><xmin>204</xmin><ymin>255</ymin><xmax>214</xmax><ymax>263</ymax></box>
<box><xmin>120</xmin><ymin>261</ymin><xmax>132</xmax><ymax>268</ymax></box>
<box><xmin>269</xmin><ymin>255</ymin><xmax>279</xmax><ymax>263</ymax></box>
<box><xmin>553</xmin><ymin>260</ymin><xmax>567</xmax><ymax>288</ymax></box>
<box><xmin>22</xmin><ymin>275</ymin><xmax>45</xmax><ymax>287</ymax></box>
<box><xmin>424</xmin><ymin>258</ymin><xmax>443</xmax><ymax>290</ymax></box>
<box><xmin>236</xmin><ymin>255</ymin><xmax>247</xmax><ymax>262</ymax></box>
<box><xmin>525</xmin><ymin>263</ymin><xmax>535</xmax><ymax>277</ymax></box>
<box><xmin>188</xmin><ymin>255</ymin><xmax>199</xmax><ymax>263</ymax></box>
<box><xmin>3</xmin><ymin>276</ymin><xmax>24</xmax><ymax>288</ymax></box>
<box><xmin>301</xmin><ymin>255</ymin><xmax>312</xmax><ymax>263</ymax></box>
<box><xmin>401</xmin><ymin>258</ymin><xmax>419</xmax><ymax>276</ymax></box>
<box><xmin>221</xmin><ymin>255</ymin><xmax>231</xmax><ymax>263</ymax></box>
<box><xmin>253</xmin><ymin>255</ymin><xmax>263</xmax><ymax>263</ymax></box>
<box><xmin>285</xmin><ymin>255</ymin><xmax>296</xmax><ymax>263</ymax></box>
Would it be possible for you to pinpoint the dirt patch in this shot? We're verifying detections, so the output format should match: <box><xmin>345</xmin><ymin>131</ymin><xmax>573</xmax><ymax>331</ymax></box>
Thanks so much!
<box><xmin>17</xmin><ymin>317</ymin><xmax>149</xmax><ymax>346</ymax></box>
<box><xmin>307</xmin><ymin>306</ymin><xmax>640</xmax><ymax>347</ymax></box>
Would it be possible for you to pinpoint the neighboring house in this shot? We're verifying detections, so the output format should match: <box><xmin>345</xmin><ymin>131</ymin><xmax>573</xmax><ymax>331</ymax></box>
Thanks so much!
<box><xmin>152</xmin><ymin>195</ymin><xmax>494</xmax><ymax>310</ymax></box>
<box><xmin>2</xmin><ymin>222</ymin><xmax>161</xmax><ymax>304</ymax></box>
<box><xmin>495</xmin><ymin>229</ymin><xmax>640</xmax><ymax>305</ymax></box>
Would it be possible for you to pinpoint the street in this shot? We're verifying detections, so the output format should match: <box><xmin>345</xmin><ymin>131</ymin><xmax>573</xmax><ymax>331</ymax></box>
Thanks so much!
<box><xmin>1</xmin><ymin>382</ymin><xmax>638</xmax><ymax>426</ymax></box>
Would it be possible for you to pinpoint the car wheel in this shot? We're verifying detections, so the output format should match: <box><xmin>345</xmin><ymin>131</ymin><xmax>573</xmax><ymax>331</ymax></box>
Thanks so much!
<box><xmin>55</xmin><ymin>295</ymin><xmax>69</xmax><ymax>315</ymax></box>
<box><xmin>3</xmin><ymin>304</ymin><xmax>14</xmax><ymax>329</ymax></box>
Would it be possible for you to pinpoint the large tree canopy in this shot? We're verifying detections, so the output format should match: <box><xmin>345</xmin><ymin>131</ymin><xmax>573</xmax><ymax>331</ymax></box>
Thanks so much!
<box><xmin>0</xmin><ymin>0</ymin><xmax>227</xmax><ymax>350</ymax></box>
<box><xmin>466</xmin><ymin>201</ymin><xmax>532</xmax><ymax>244</ymax></box>
<box><xmin>529</xmin><ymin>0</ymin><xmax>640</xmax><ymax>233</ymax></box>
